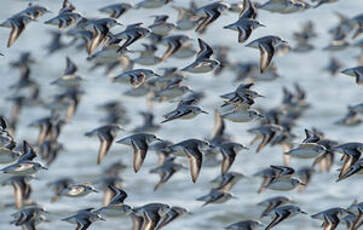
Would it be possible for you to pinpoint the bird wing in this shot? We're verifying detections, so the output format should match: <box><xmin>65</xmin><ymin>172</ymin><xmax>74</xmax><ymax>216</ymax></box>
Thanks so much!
<box><xmin>8</xmin><ymin>21</ymin><xmax>25</xmax><ymax>48</ymax></box>
<box><xmin>185</xmin><ymin>146</ymin><xmax>203</xmax><ymax>183</ymax></box>
<box><xmin>196</xmin><ymin>38</ymin><xmax>213</xmax><ymax>60</ymax></box>
<box><xmin>97</xmin><ymin>131</ymin><xmax>114</xmax><ymax>164</ymax></box>
<box><xmin>131</xmin><ymin>139</ymin><xmax>148</xmax><ymax>173</ymax></box>
<box><xmin>258</xmin><ymin>42</ymin><xmax>274</xmax><ymax>73</ymax></box>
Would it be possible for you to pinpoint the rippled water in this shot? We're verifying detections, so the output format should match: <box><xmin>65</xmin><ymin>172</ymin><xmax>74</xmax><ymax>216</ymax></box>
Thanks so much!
<box><xmin>0</xmin><ymin>0</ymin><xmax>363</xmax><ymax>229</ymax></box>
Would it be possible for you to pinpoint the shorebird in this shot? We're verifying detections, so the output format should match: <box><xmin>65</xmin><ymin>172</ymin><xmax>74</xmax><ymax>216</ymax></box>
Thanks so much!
<box><xmin>85</xmin><ymin>124</ymin><xmax>123</xmax><ymax>164</ymax></box>
<box><xmin>99</xmin><ymin>3</ymin><xmax>132</xmax><ymax>18</ymax></box>
<box><xmin>311</xmin><ymin>207</ymin><xmax>352</xmax><ymax>230</ymax></box>
<box><xmin>161</xmin><ymin>104</ymin><xmax>208</xmax><ymax>123</ymax></box>
<box><xmin>0</xmin><ymin>14</ymin><xmax>33</xmax><ymax>47</ymax></box>
<box><xmin>149</xmin><ymin>157</ymin><xmax>185</xmax><ymax>191</ymax></box>
<box><xmin>112</xmin><ymin>68</ymin><xmax>160</xmax><ymax>88</ymax></box>
<box><xmin>341</xmin><ymin>66</ymin><xmax>363</xmax><ymax>85</ymax></box>
<box><xmin>225</xmin><ymin>219</ymin><xmax>263</xmax><ymax>230</ymax></box>
<box><xmin>197</xmin><ymin>188</ymin><xmax>236</xmax><ymax>207</ymax></box>
<box><xmin>224</xmin><ymin>0</ymin><xmax>264</xmax><ymax>43</ymax></box>
<box><xmin>258</xmin><ymin>196</ymin><xmax>293</xmax><ymax>218</ymax></box>
<box><xmin>246</xmin><ymin>36</ymin><xmax>287</xmax><ymax>73</ymax></box>
<box><xmin>265</xmin><ymin>205</ymin><xmax>307</xmax><ymax>229</ymax></box>
<box><xmin>114</xmin><ymin>23</ymin><xmax>151</xmax><ymax>52</ymax></box>
<box><xmin>181</xmin><ymin>38</ymin><xmax>220</xmax><ymax>73</ymax></box>
<box><xmin>62</xmin><ymin>208</ymin><xmax>105</xmax><ymax>230</ymax></box>
<box><xmin>194</xmin><ymin>1</ymin><xmax>230</xmax><ymax>34</ymax></box>
<box><xmin>116</xmin><ymin>133</ymin><xmax>162</xmax><ymax>172</ymax></box>
<box><xmin>166</xmin><ymin>139</ymin><xmax>209</xmax><ymax>183</ymax></box>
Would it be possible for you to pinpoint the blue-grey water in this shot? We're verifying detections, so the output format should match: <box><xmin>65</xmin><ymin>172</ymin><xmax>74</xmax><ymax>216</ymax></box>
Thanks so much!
<box><xmin>0</xmin><ymin>0</ymin><xmax>362</xmax><ymax>229</ymax></box>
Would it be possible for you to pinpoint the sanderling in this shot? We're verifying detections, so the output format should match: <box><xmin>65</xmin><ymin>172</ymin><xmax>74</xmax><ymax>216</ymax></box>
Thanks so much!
<box><xmin>157</xmin><ymin>206</ymin><xmax>189</xmax><ymax>229</ymax></box>
<box><xmin>332</xmin><ymin>142</ymin><xmax>363</xmax><ymax>181</ymax></box>
<box><xmin>161</xmin><ymin>104</ymin><xmax>208</xmax><ymax>123</ymax></box>
<box><xmin>194</xmin><ymin>1</ymin><xmax>230</xmax><ymax>34</ymax></box>
<box><xmin>85</xmin><ymin>124</ymin><xmax>123</xmax><ymax>164</ymax></box>
<box><xmin>197</xmin><ymin>188</ymin><xmax>236</xmax><ymax>207</ymax></box>
<box><xmin>62</xmin><ymin>208</ymin><xmax>105</xmax><ymax>230</ymax></box>
<box><xmin>99</xmin><ymin>3</ymin><xmax>132</xmax><ymax>19</ymax></box>
<box><xmin>51</xmin><ymin>57</ymin><xmax>83</xmax><ymax>87</ymax></box>
<box><xmin>133</xmin><ymin>111</ymin><xmax>161</xmax><ymax>133</ymax></box>
<box><xmin>132</xmin><ymin>203</ymin><xmax>170</xmax><ymax>230</ymax></box>
<box><xmin>0</xmin><ymin>14</ymin><xmax>33</xmax><ymax>47</ymax></box>
<box><xmin>114</xmin><ymin>23</ymin><xmax>151</xmax><ymax>52</ymax></box>
<box><xmin>181</xmin><ymin>38</ymin><xmax>220</xmax><ymax>73</ymax></box>
<box><xmin>172</xmin><ymin>5</ymin><xmax>198</xmax><ymax>31</ymax></box>
<box><xmin>58</xmin><ymin>183</ymin><xmax>98</xmax><ymax>198</ymax></box>
<box><xmin>47</xmin><ymin>177</ymin><xmax>74</xmax><ymax>202</ymax></box>
<box><xmin>44</xmin><ymin>1</ymin><xmax>82</xmax><ymax>30</ymax></box>
<box><xmin>211</xmin><ymin>171</ymin><xmax>244</xmax><ymax>191</ymax></box>
<box><xmin>133</xmin><ymin>43</ymin><xmax>162</xmax><ymax>66</ymax></box>
<box><xmin>149</xmin><ymin>156</ymin><xmax>185</xmax><ymax>191</ymax></box>
<box><xmin>214</xmin><ymin>142</ymin><xmax>248</xmax><ymax>175</ymax></box>
<box><xmin>112</xmin><ymin>68</ymin><xmax>160</xmax><ymax>88</ymax></box>
<box><xmin>160</xmin><ymin>35</ymin><xmax>191</xmax><ymax>61</ymax></box>
<box><xmin>258</xmin><ymin>196</ymin><xmax>293</xmax><ymax>218</ymax></box>
<box><xmin>341</xmin><ymin>66</ymin><xmax>363</xmax><ymax>85</ymax></box>
<box><xmin>311</xmin><ymin>207</ymin><xmax>352</xmax><ymax>230</ymax></box>
<box><xmin>1</xmin><ymin>175</ymin><xmax>34</xmax><ymax>209</ymax></box>
<box><xmin>265</xmin><ymin>205</ymin><xmax>307</xmax><ymax>230</ymax></box>
<box><xmin>225</xmin><ymin>219</ymin><xmax>263</xmax><ymax>230</ymax></box>
<box><xmin>148</xmin><ymin>15</ymin><xmax>176</xmax><ymax>36</ymax></box>
<box><xmin>224</xmin><ymin>0</ymin><xmax>264</xmax><ymax>43</ymax></box>
<box><xmin>136</xmin><ymin>0</ymin><xmax>172</xmax><ymax>9</ymax></box>
<box><xmin>246</xmin><ymin>35</ymin><xmax>287</xmax><ymax>73</ymax></box>
<box><xmin>116</xmin><ymin>133</ymin><xmax>162</xmax><ymax>172</ymax></box>
<box><xmin>166</xmin><ymin>139</ymin><xmax>209</xmax><ymax>183</ymax></box>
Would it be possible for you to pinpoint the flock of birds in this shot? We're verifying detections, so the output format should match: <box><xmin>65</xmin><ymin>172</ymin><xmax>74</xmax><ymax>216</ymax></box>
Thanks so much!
<box><xmin>0</xmin><ymin>0</ymin><xmax>363</xmax><ymax>230</ymax></box>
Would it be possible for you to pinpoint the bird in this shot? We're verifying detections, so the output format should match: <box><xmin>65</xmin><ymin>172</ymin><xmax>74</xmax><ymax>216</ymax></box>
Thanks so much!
<box><xmin>148</xmin><ymin>15</ymin><xmax>176</xmax><ymax>36</ymax></box>
<box><xmin>194</xmin><ymin>1</ymin><xmax>230</xmax><ymax>34</ymax></box>
<box><xmin>114</xmin><ymin>23</ymin><xmax>151</xmax><ymax>52</ymax></box>
<box><xmin>341</xmin><ymin>66</ymin><xmax>363</xmax><ymax>85</ymax></box>
<box><xmin>165</xmin><ymin>139</ymin><xmax>209</xmax><ymax>183</ymax></box>
<box><xmin>161</xmin><ymin>104</ymin><xmax>208</xmax><ymax>123</ymax></box>
<box><xmin>58</xmin><ymin>183</ymin><xmax>98</xmax><ymax>198</ymax></box>
<box><xmin>246</xmin><ymin>36</ymin><xmax>287</xmax><ymax>73</ymax></box>
<box><xmin>1</xmin><ymin>175</ymin><xmax>34</xmax><ymax>209</ymax></box>
<box><xmin>224</xmin><ymin>0</ymin><xmax>264</xmax><ymax>43</ymax></box>
<box><xmin>47</xmin><ymin>177</ymin><xmax>75</xmax><ymax>202</ymax></box>
<box><xmin>98</xmin><ymin>3</ymin><xmax>132</xmax><ymax>18</ymax></box>
<box><xmin>214</xmin><ymin>142</ymin><xmax>248</xmax><ymax>175</ymax></box>
<box><xmin>149</xmin><ymin>156</ymin><xmax>185</xmax><ymax>191</ymax></box>
<box><xmin>116</xmin><ymin>133</ymin><xmax>162</xmax><ymax>172</ymax></box>
<box><xmin>311</xmin><ymin>207</ymin><xmax>352</xmax><ymax>230</ymax></box>
<box><xmin>62</xmin><ymin>208</ymin><xmax>105</xmax><ymax>230</ymax></box>
<box><xmin>0</xmin><ymin>14</ymin><xmax>33</xmax><ymax>47</ymax></box>
<box><xmin>197</xmin><ymin>188</ymin><xmax>236</xmax><ymax>207</ymax></box>
<box><xmin>160</xmin><ymin>35</ymin><xmax>191</xmax><ymax>61</ymax></box>
<box><xmin>258</xmin><ymin>196</ymin><xmax>293</xmax><ymax>218</ymax></box>
<box><xmin>181</xmin><ymin>38</ymin><xmax>220</xmax><ymax>73</ymax></box>
<box><xmin>265</xmin><ymin>205</ymin><xmax>307</xmax><ymax>230</ymax></box>
<box><xmin>225</xmin><ymin>219</ymin><xmax>263</xmax><ymax>230</ymax></box>
<box><xmin>51</xmin><ymin>57</ymin><xmax>83</xmax><ymax>87</ymax></box>
<box><xmin>112</xmin><ymin>68</ymin><xmax>160</xmax><ymax>88</ymax></box>
<box><xmin>85</xmin><ymin>124</ymin><xmax>123</xmax><ymax>164</ymax></box>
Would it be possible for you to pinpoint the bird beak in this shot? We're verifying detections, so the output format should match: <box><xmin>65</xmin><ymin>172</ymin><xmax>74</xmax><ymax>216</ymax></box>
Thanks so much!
<box><xmin>116</xmin><ymin>22</ymin><xmax>123</xmax><ymax>26</ymax></box>
<box><xmin>42</xmin><ymin>166</ymin><xmax>48</xmax><ymax>170</ymax></box>
<box><xmin>201</xmin><ymin>110</ymin><xmax>208</xmax><ymax>114</ymax></box>
<box><xmin>259</xmin><ymin>23</ymin><xmax>266</xmax><ymax>27</ymax></box>
<box><xmin>281</xmin><ymin>40</ymin><xmax>288</xmax><ymax>44</ymax></box>
<box><xmin>300</xmin><ymin>210</ymin><xmax>308</xmax><ymax>215</ymax></box>
<box><xmin>156</xmin><ymin>138</ymin><xmax>163</xmax><ymax>142</ymax></box>
<box><xmin>92</xmin><ymin>188</ymin><xmax>99</xmax><ymax>193</ymax></box>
